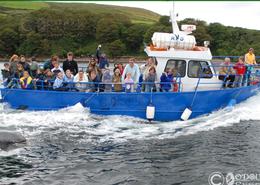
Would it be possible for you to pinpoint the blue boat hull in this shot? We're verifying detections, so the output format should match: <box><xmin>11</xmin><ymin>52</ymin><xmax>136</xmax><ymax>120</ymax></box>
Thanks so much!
<box><xmin>1</xmin><ymin>85</ymin><xmax>259</xmax><ymax>121</ymax></box>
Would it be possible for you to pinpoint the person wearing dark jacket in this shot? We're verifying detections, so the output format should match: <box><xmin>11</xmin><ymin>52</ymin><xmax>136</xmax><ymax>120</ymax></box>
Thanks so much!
<box><xmin>43</xmin><ymin>55</ymin><xmax>58</xmax><ymax>70</ymax></box>
<box><xmin>34</xmin><ymin>69</ymin><xmax>46</xmax><ymax>90</ymax></box>
<box><xmin>1</xmin><ymin>63</ymin><xmax>11</xmax><ymax>87</ymax></box>
<box><xmin>62</xmin><ymin>52</ymin><xmax>78</xmax><ymax>75</ymax></box>
<box><xmin>145</xmin><ymin>67</ymin><xmax>157</xmax><ymax>92</ymax></box>
<box><xmin>160</xmin><ymin>72</ymin><xmax>171</xmax><ymax>92</ymax></box>
<box><xmin>19</xmin><ymin>55</ymin><xmax>30</xmax><ymax>72</ymax></box>
<box><xmin>30</xmin><ymin>57</ymin><xmax>39</xmax><ymax>78</ymax></box>
<box><xmin>98</xmin><ymin>53</ymin><xmax>109</xmax><ymax>69</ymax></box>
<box><xmin>88</xmin><ymin>69</ymin><xmax>101</xmax><ymax>92</ymax></box>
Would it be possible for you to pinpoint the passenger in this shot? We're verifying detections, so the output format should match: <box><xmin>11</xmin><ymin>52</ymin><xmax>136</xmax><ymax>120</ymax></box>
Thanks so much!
<box><xmin>99</xmin><ymin>53</ymin><xmax>109</xmax><ymax>70</ymax></box>
<box><xmin>167</xmin><ymin>68</ymin><xmax>174</xmax><ymax>83</ymax></box>
<box><xmin>29</xmin><ymin>57</ymin><xmax>39</xmax><ymax>78</ymax></box>
<box><xmin>124</xmin><ymin>72</ymin><xmax>134</xmax><ymax>92</ymax></box>
<box><xmin>43</xmin><ymin>55</ymin><xmax>57</xmax><ymax>70</ymax></box>
<box><xmin>141</xmin><ymin>58</ymin><xmax>156</xmax><ymax>91</ymax></box>
<box><xmin>88</xmin><ymin>70</ymin><xmax>101</xmax><ymax>92</ymax></box>
<box><xmin>74</xmin><ymin>70</ymin><xmax>88</xmax><ymax>92</ymax></box>
<box><xmin>245</xmin><ymin>48</ymin><xmax>256</xmax><ymax>65</ymax></box>
<box><xmin>233</xmin><ymin>57</ymin><xmax>246</xmax><ymax>87</ymax></box>
<box><xmin>63</xmin><ymin>52</ymin><xmax>78</xmax><ymax>75</ymax></box>
<box><xmin>34</xmin><ymin>68</ymin><xmax>46</xmax><ymax>90</ymax></box>
<box><xmin>86</xmin><ymin>57</ymin><xmax>96</xmax><ymax>73</ymax></box>
<box><xmin>117</xmin><ymin>63</ymin><xmax>124</xmax><ymax>75</ymax></box>
<box><xmin>112</xmin><ymin>68</ymin><xmax>122</xmax><ymax>92</ymax></box>
<box><xmin>172</xmin><ymin>69</ymin><xmax>180</xmax><ymax>92</ymax></box>
<box><xmin>121</xmin><ymin>58</ymin><xmax>140</xmax><ymax>84</ymax></box>
<box><xmin>141</xmin><ymin>58</ymin><xmax>156</xmax><ymax>81</ymax></box>
<box><xmin>14</xmin><ymin>63</ymin><xmax>24</xmax><ymax>79</ymax></box>
<box><xmin>86</xmin><ymin>57</ymin><xmax>102</xmax><ymax>78</ymax></box>
<box><xmin>189</xmin><ymin>64</ymin><xmax>200</xmax><ymax>78</ymax></box>
<box><xmin>51</xmin><ymin>60</ymin><xmax>64</xmax><ymax>76</ymax></box>
<box><xmin>53</xmin><ymin>72</ymin><xmax>66</xmax><ymax>91</ymax></box>
<box><xmin>160</xmin><ymin>71</ymin><xmax>171</xmax><ymax>92</ymax></box>
<box><xmin>1</xmin><ymin>63</ymin><xmax>11</xmax><ymax>87</ymax></box>
<box><xmin>137</xmin><ymin>73</ymin><xmax>143</xmax><ymax>92</ymax></box>
<box><xmin>218</xmin><ymin>57</ymin><xmax>236</xmax><ymax>88</ymax></box>
<box><xmin>145</xmin><ymin>66</ymin><xmax>157</xmax><ymax>92</ymax></box>
<box><xmin>9</xmin><ymin>54</ymin><xmax>19</xmax><ymax>75</ymax></box>
<box><xmin>19</xmin><ymin>71</ymin><xmax>33</xmax><ymax>89</ymax></box>
<box><xmin>101</xmin><ymin>68</ymin><xmax>112</xmax><ymax>92</ymax></box>
<box><xmin>19</xmin><ymin>55</ymin><xmax>30</xmax><ymax>72</ymax></box>
<box><xmin>64</xmin><ymin>69</ymin><xmax>75</xmax><ymax>90</ymax></box>
<box><xmin>167</xmin><ymin>68</ymin><xmax>179</xmax><ymax>91</ymax></box>
<box><xmin>44</xmin><ymin>69</ymin><xmax>55</xmax><ymax>90</ymax></box>
<box><xmin>245</xmin><ymin>48</ymin><xmax>257</xmax><ymax>85</ymax></box>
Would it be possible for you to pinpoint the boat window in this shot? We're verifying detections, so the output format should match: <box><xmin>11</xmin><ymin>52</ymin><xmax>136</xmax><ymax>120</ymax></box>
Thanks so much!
<box><xmin>188</xmin><ymin>60</ymin><xmax>213</xmax><ymax>78</ymax></box>
<box><xmin>164</xmin><ymin>60</ymin><xmax>186</xmax><ymax>77</ymax></box>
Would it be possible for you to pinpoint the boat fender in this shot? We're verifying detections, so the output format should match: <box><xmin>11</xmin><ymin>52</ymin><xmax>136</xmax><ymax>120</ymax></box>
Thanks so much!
<box><xmin>146</xmin><ymin>104</ymin><xmax>155</xmax><ymax>121</ymax></box>
<box><xmin>181</xmin><ymin>108</ymin><xmax>192</xmax><ymax>121</ymax></box>
<box><xmin>125</xmin><ymin>83</ymin><xmax>132</xmax><ymax>92</ymax></box>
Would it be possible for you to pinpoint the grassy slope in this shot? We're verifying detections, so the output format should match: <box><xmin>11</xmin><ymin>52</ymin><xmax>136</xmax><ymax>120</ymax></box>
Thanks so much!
<box><xmin>48</xmin><ymin>3</ymin><xmax>160</xmax><ymax>24</ymax></box>
<box><xmin>0</xmin><ymin>1</ymin><xmax>49</xmax><ymax>10</ymax></box>
<box><xmin>0</xmin><ymin>2</ymin><xmax>160</xmax><ymax>24</ymax></box>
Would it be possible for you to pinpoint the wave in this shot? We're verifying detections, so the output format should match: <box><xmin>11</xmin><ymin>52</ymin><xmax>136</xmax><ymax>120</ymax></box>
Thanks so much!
<box><xmin>0</xmin><ymin>93</ymin><xmax>260</xmax><ymax>144</ymax></box>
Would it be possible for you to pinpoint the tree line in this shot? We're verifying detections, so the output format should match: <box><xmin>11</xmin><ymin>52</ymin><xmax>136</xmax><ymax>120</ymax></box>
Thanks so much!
<box><xmin>0</xmin><ymin>7</ymin><xmax>259</xmax><ymax>58</ymax></box>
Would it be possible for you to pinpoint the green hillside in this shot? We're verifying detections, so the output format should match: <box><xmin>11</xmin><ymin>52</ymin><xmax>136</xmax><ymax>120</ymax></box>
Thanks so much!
<box><xmin>49</xmin><ymin>3</ymin><xmax>160</xmax><ymax>24</ymax></box>
<box><xmin>0</xmin><ymin>1</ymin><xmax>259</xmax><ymax>58</ymax></box>
<box><xmin>0</xmin><ymin>2</ymin><xmax>160</xmax><ymax>24</ymax></box>
<box><xmin>0</xmin><ymin>1</ymin><xmax>49</xmax><ymax>10</ymax></box>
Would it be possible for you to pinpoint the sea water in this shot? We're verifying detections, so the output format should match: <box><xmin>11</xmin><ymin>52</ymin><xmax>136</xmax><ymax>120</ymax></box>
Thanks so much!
<box><xmin>0</xmin><ymin>92</ymin><xmax>260</xmax><ymax>184</ymax></box>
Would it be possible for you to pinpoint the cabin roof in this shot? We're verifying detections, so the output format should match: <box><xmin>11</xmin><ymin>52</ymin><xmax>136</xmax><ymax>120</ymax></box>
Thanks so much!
<box><xmin>144</xmin><ymin>47</ymin><xmax>212</xmax><ymax>61</ymax></box>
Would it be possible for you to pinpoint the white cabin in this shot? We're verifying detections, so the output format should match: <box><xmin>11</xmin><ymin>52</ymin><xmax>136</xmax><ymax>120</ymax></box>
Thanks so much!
<box><xmin>144</xmin><ymin>46</ymin><xmax>222</xmax><ymax>92</ymax></box>
<box><xmin>144</xmin><ymin>10</ymin><xmax>223</xmax><ymax>92</ymax></box>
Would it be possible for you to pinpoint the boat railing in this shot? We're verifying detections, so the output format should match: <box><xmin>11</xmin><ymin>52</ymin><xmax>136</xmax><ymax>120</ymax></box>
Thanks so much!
<box><xmin>2</xmin><ymin>64</ymin><xmax>260</xmax><ymax>92</ymax></box>
<box><xmin>213</xmin><ymin>56</ymin><xmax>260</xmax><ymax>59</ymax></box>
<box><xmin>4</xmin><ymin>78</ymin><xmax>184</xmax><ymax>93</ymax></box>
<box><xmin>3</xmin><ymin>72</ymin><xmax>260</xmax><ymax>93</ymax></box>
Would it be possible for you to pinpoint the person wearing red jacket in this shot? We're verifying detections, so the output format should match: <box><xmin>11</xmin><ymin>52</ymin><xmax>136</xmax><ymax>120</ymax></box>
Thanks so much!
<box><xmin>233</xmin><ymin>57</ymin><xmax>246</xmax><ymax>87</ymax></box>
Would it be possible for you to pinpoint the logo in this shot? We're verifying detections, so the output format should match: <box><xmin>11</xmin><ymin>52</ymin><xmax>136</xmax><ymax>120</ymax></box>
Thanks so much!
<box><xmin>226</xmin><ymin>172</ymin><xmax>235</xmax><ymax>185</ymax></box>
<box><xmin>208</xmin><ymin>172</ymin><xmax>260</xmax><ymax>185</ymax></box>
<box><xmin>208</xmin><ymin>172</ymin><xmax>225</xmax><ymax>185</ymax></box>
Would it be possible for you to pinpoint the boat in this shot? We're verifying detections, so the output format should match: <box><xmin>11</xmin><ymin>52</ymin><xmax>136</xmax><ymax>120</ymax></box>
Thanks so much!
<box><xmin>1</xmin><ymin>7</ymin><xmax>260</xmax><ymax>122</ymax></box>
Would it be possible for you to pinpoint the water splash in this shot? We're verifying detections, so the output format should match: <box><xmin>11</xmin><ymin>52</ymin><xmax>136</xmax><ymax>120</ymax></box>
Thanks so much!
<box><xmin>0</xmin><ymin>93</ymin><xmax>260</xmax><ymax>144</ymax></box>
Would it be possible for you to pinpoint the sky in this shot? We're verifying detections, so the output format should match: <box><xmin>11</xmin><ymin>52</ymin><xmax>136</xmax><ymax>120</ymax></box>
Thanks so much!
<box><xmin>82</xmin><ymin>1</ymin><xmax>260</xmax><ymax>30</ymax></box>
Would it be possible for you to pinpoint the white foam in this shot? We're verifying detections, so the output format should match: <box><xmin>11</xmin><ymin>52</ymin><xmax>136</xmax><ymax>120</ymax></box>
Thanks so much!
<box><xmin>0</xmin><ymin>92</ymin><xmax>260</xmax><ymax>144</ymax></box>
<box><xmin>0</xmin><ymin>148</ymin><xmax>24</xmax><ymax>156</ymax></box>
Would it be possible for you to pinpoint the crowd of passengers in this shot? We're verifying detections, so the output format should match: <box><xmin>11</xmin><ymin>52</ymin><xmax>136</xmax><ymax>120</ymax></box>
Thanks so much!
<box><xmin>1</xmin><ymin>51</ymin><xmax>179</xmax><ymax>92</ymax></box>
<box><xmin>0</xmin><ymin>47</ymin><xmax>258</xmax><ymax>92</ymax></box>
<box><xmin>218</xmin><ymin>48</ymin><xmax>258</xmax><ymax>88</ymax></box>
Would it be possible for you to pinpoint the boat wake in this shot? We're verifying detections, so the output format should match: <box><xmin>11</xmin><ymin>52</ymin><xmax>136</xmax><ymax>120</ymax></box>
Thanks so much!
<box><xmin>0</xmin><ymin>93</ymin><xmax>260</xmax><ymax>146</ymax></box>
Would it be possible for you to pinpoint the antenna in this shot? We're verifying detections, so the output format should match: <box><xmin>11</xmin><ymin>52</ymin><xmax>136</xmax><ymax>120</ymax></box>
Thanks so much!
<box><xmin>170</xmin><ymin>1</ymin><xmax>179</xmax><ymax>34</ymax></box>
